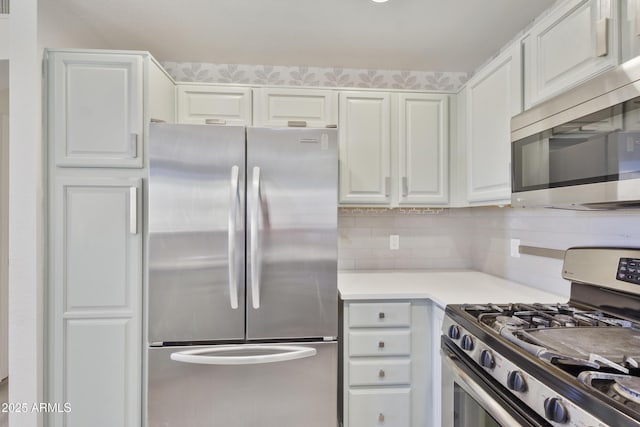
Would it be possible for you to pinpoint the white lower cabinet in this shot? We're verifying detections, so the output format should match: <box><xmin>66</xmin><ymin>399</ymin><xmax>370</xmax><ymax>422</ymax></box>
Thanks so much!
<box><xmin>49</xmin><ymin>177</ymin><xmax>142</xmax><ymax>427</ymax></box>
<box><xmin>343</xmin><ymin>301</ymin><xmax>429</xmax><ymax>427</ymax></box>
<box><xmin>430</xmin><ymin>305</ymin><xmax>446</xmax><ymax>427</ymax></box>
<box><xmin>349</xmin><ymin>388</ymin><xmax>411</xmax><ymax>427</ymax></box>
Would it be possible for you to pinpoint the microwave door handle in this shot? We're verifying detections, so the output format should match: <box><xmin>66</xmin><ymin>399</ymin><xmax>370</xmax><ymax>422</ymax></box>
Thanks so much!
<box><xmin>170</xmin><ymin>345</ymin><xmax>316</xmax><ymax>365</ymax></box>
<box><xmin>227</xmin><ymin>165</ymin><xmax>240</xmax><ymax>309</ymax></box>
<box><xmin>443</xmin><ymin>355</ymin><xmax>529</xmax><ymax>427</ymax></box>
<box><xmin>250</xmin><ymin>166</ymin><xmax>261</xmax><ymax>309</ymax></box>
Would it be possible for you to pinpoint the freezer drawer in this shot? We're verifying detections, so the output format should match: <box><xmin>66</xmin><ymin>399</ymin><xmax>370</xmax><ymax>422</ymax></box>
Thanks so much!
<box><xmin>147</xmin><ymin>341</ymin><xmax>338</xmax><ymax>427</ymax></box>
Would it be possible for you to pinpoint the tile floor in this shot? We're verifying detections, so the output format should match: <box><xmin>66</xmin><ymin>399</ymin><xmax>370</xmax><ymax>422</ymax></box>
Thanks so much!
<box><xmin>0</xmin><ymin>378</ymin><xmax>7</xmax><ymax>427</ymax></box>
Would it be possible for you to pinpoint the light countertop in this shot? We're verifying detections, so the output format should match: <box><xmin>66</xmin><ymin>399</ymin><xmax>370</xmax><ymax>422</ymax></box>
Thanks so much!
<box><xmin>338</xmin><ymin>270</ymin><xmax>568</xmax><ymax>308</ymax></box>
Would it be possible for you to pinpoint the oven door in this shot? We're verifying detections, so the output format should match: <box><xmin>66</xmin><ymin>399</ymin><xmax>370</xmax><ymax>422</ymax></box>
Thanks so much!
<box><xmin>441</xmin><ymin>341</ymin><xmax>550</xmax><ymax>427</ymax></box>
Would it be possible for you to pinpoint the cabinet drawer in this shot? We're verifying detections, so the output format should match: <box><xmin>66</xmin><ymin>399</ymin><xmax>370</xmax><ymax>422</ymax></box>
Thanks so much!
<box><xmin>349</xmin><ymin>359</ymin><xmax>411</xmax><ymax>386</ymax></box>
<box><xmin>349</xmin><ymin>302</ymin><xmax>411</xmax><ymax>328</ymax></box>
<box><xmin>348</xmin><ymin>388</ymin><xmax>410</xmax><ymax>427</ymax></box>
<box><xmin>349</xmin><ymin>330</ymin><xmax>411</xmax><ymax>357</ymax></box>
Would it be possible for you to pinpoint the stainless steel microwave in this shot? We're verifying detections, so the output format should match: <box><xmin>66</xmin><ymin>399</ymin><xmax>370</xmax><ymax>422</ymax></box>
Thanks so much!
<box><xmin>511</xmin><ymin>57</ymin><xmax>640</xmax><ymax>209</ymax></box>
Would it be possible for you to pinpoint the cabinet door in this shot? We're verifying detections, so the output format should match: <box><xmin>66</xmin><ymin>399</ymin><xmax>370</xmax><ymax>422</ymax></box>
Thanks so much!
<box><xmin>0</xmin><ymin>114</ymin><xmax>7</xmax><ymax>381</ymax></box>
<box><xmin>50</xmin><ymin>177</ymin><xmax>142</xmax><ymax>427</ymax></box>
<box><xmin>253</xmin><ymin>87</ymin><xmax>338</xmax><ymax>127</ymax></box>
<box><xmin>621</xmin><ymin>0</ymin><xmax>640</xmax><ymax>62</ymax></box>
<box><xmin>466</xmin><ymin>43</ymin><xmax>522</xmax><ymax>204</ymax></box>
<box><xmin>523</xmin><ymin>0</ymin><xmax>619</xmax><ymax>108</ymax></box>
<box><xmin>49</xmin><ymin>52</ymin><xmax>144</xmax><ymax>168</ymax></box>
<box><xmin>398</xmin><ymin>93</ymin><xmax>449</xmax><ymax>205</ymax></box>
<box><xmin>431</xmin><ymin>304</ymin><xmax>446</xmax><ymax>427</ymax></box>
<box><xmin>177</xmin><ymin>84</ymin><xmax>252</xmax><ymax>125</ymax></box>
<box><xmin>339</xmin><ymin>91</ymin><xmax>391</xmax><ymax>204</ymax></box>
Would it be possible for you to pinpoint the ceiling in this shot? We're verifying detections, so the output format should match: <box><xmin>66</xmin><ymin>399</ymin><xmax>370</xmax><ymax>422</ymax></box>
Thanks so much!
<box><xmin>46</xmin><ymin>0</ymin><xmax>556</xmax><ymax>72</ymax></box>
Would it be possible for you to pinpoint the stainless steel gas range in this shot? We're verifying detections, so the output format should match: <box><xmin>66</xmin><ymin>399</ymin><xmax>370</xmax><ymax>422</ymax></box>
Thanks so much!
<box><xmin>441</xmin><ymin>247</ymin><xmax>640</xmax><ymax>427</ymax></box>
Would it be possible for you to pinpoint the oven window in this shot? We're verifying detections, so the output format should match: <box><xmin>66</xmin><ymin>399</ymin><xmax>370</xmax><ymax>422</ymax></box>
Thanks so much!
<box><xmin>512</xmin><ymin>98</ymin><xmax>640</xmax><ymax>192</ymax></box>
<box><xmin>454</xmin><ymin>383</ymin><xmax>500</xmax><ymax>427</ymax></box>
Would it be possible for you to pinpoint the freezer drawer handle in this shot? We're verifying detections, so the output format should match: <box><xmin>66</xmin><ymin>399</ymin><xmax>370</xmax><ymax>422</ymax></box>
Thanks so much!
<box><xmin>250</xmin><ymin>166</ymin><xmax>262</xmax><ymax>309</ymax></box>
<box><xmin>170</xmin><ymin>345</ymin><xmax>317</xmax><ymax>365</ymax></box>
<box><xmin>227</xmin><ymin>165</ymin><xmax>240</xmax><ymax>309</ymax></box>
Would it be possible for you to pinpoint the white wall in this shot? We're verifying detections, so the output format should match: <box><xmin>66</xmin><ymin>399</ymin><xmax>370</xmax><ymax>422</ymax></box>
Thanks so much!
<box><xmin>38</xmin><ymin>0</ymin><xmax>110</xmax><ymax>51</ymax></box>
<box><xmin>9</xmin><ymin>0</ymin><xmax>43</xmax><ymax>426</ymax></box>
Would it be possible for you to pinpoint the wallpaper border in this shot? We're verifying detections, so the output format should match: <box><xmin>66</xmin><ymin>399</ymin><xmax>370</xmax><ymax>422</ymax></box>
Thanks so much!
<box><xmin>162</xmin><ymin>62</ymin><xmax>470</xmax><ymax>92</ymax></box>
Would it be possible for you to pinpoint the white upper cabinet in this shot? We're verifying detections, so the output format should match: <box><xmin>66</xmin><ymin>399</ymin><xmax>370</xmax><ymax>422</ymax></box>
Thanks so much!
<box><xmin>338</xmin><ymin>91</ymin><xmax>391</xmax><ymax>205</ymax></box>
<box><xmin>253</xmin><ymin>87</ymin><xmax>338</xmax><ymax>127</ymax></box>
<box><xmin>465</xmin><ymin>43</ymin><xmax>522</xmax><ymax>205</ymax></box>
<box><xmin>0</xmin><ymin>15</ymin><xmax>8</xmax><ymax>60</ymax></box>
<box><xmin>523</xmin><ymin>0</ymin><xmax>619</xmax><ymax>108</ymax></box>
<box><xmin>338</xmin><ymin>91</ymin><xmax>449</xmax><ymax>206</ymax></box>
<box><xmin>148</xmin><ymin>59</ymin><xmax>176</xmax><ymax>124</ymax></box>
<box><xmin>49</xmin><ymin>51</ymin><xmax>144</xmax><ymax>168</ymax></box>
<box><xmin>177</xmin><ymin>84</ymin><xmax>252</xmax><ymax>125</ymax></box>
<box><xmin>397</xmin><ymin>93</ymin><xmax>449</xmax><ymax>205</ymax></box>
<box><xmin>621</xmin><ymin>0</ymin><xmax>640</xmax><ymax>62</ymax></box>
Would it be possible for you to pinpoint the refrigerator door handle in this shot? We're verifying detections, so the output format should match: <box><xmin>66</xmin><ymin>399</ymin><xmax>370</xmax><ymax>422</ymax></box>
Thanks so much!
<box><xmin>170</xmin><ymin>345</ymin><xmax>316</xmax><ymax>365</ymax></box>
<box><xmin>227</xmin><ymin>165</ymin><xmax>240</xmax><ymax>309</ymax></box>
<box><xmin>250</xmin><ymin>166</ymin><xmax>261</xmax><ymax>309</ymax></box>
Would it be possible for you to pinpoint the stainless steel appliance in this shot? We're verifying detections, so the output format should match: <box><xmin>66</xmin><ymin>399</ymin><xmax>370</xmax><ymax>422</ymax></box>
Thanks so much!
<box><xmin>511</xmin><ymin>56</ymin><xmax>640</xmax><ymax>209</ymax></box>
<box><xmin>442</xmin><ymin>247</ymin><xmax>640</xmax><ymax>427</ymax></box>
<box><xmin>146</xmin><ymin>124</ymin><xmax>338</xmax><ymax>427</ymax></box>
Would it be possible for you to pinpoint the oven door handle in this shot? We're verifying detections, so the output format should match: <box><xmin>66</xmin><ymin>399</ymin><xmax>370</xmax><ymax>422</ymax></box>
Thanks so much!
<box><xmin>443</xmin><ymin>353</ymin><xmax>532</xmax><ymax>427</ymax></box>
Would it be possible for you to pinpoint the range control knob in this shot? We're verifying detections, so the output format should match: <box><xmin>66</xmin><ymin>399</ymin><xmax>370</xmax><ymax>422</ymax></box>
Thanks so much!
<box><xmin>544</xmin><ymin>397</ymin><xmax>568</xmax><ymax>424</ymax></box>
<box><xmin>479</xmin><ymin>350</ymin><xmax>495</xmax><ymax>369</ymax></box>
<box><xmin>460</xmin><ymin>335</ymin><xmax>474</xmax><ymax>351</ymax></box>
<box><xmin>448</xmin><ymin>325</ymin><xmax>461</xmax><ymax>340</ymax></box>
<box><xmin>506</xmin><ymin>371</ymin><xmax>527</xmax><ymax>392</ymax></box>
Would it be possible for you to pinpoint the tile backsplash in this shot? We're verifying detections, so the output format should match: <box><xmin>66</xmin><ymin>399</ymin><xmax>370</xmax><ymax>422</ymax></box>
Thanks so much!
<box><xmin>339</xmin><ymin>207</ymin><xmax>640</xmax><ymax>296</ymax></box>
<box><xmin>338</xmin><ymin>208</ymin><xmax>473</xmax><ymax>271</ymax></box>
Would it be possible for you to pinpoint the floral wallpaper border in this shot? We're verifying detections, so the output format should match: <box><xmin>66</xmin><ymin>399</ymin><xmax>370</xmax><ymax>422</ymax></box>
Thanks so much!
<box><xmin>162</xmin><ymin>62</ymin><xmax>470</xmax><ymax>92</ymax></box>
<box><xmin>339</xmin><ymin>207</ymin><xmax>448</xmax><ymax>216</ymax></box>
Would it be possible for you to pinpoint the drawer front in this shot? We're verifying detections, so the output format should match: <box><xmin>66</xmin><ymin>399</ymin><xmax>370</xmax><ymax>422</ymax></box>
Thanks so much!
<box><xmin>348</xmin><ymin>388</ymin><xmax>410</xmax><ymax>427</ymax></box>
<box><xmin>349</xmin><ymin>359</ymin><xmax>411</xmax><ymax>386</ymax></box>
<box><xmin>349</xmin><ymin>330</ymin><xmax>411</xmax><ymax>357</ymax></box>
<box><xmin>349</xmin><ymin>302</ymin><xmax>411</xmax><ymax>328</ymax></box>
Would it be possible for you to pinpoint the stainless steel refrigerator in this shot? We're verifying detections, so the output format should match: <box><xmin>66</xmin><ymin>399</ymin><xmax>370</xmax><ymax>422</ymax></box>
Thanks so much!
<box><xmin>146</xmin><ymin>124</ymin><xmax>338</xmax><ymax>427</ymax></box>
